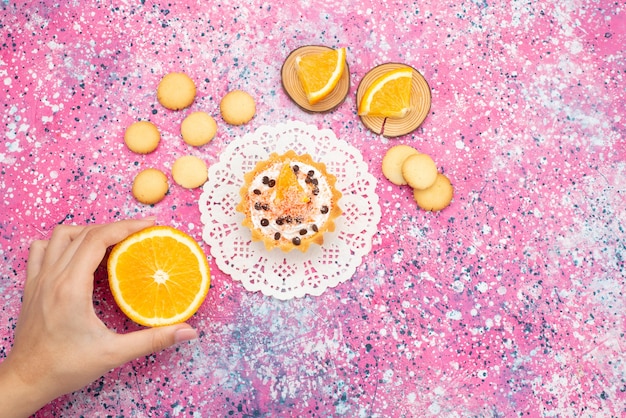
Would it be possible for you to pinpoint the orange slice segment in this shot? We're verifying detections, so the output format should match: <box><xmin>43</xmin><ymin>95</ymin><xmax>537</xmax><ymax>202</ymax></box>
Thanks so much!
<box><xmin>358</xmin><ymin>67</ymin><xmax>413</xmax><ymax>118</ymax></box>
<box><xmin>107</xmin><ymin>226</ymin><xmax>210</xmax><ymax>327</ymax></box>
<box><xmin>275</xmin><ymin>163</ymin><xmax>310</xmax><ymax>204</ymax></box>
<box><xmin>295</xmin><ymin>47</ymin><xmax>346</xmax><ymax>105</ymax></box>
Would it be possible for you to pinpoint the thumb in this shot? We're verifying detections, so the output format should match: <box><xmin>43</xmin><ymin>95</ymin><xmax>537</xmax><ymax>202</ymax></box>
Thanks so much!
<box><xmin>110</xmin><ymin>323</ymin><xmax>198</xmax><ymax>366</ymax></box>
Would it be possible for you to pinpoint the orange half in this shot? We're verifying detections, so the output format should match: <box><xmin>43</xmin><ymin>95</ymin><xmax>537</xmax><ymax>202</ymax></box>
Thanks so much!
<box><xmin>107</xmin><ymin>226</ymin><xmax>210</xmax><ymax>327</ymax></box>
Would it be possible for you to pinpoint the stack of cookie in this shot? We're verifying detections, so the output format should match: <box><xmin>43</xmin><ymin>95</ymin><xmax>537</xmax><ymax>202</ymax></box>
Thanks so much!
<box><xmin>382</xmin><ymin>145</ymin><xmax>453</xmax><ymax>211</ymax></box>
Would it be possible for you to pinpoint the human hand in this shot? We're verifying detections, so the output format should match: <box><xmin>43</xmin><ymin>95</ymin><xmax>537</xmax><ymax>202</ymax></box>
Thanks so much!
<box><xmin>0</xmin><ymin>219</ymin><xmax>198</xmax><ymax>417</ymax></box>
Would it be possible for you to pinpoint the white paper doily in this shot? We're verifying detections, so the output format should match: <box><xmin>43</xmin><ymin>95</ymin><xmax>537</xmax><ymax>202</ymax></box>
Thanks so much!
<box><xmin>199</xmin><ymin>121</ymin><xmax>381</xmax><ymax>300</ymax></box>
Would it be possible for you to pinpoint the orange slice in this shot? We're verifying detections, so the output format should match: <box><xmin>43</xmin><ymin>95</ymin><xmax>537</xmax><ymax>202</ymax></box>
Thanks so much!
<box><xmin>358</xmin><ymin>67</ymin><xmax>413</xmax><ymax>118</ymax></box>
<box><xmin>295</xmin><ymin>47</ymin><xmax>346</xmax><ymax>105</ymax></box>
<box><xmin>107</xmin><ymin>226</ymin><xmax>210</xmax><ymax>327</ymax></box>
<box><xmin>275</xmin><ymin>163</ymin><xmax>310</xmax><ymax>203</ymax></box>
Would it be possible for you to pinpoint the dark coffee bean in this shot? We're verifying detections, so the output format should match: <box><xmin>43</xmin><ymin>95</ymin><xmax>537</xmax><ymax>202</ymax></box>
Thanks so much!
<box><xmin>307</xmin><ymin>170</ymin><xmax>314</xmax><ymax>177</ymax></box>
<box><xmin>253</xmin><ymin>189</ymin><xmax>261</xmax><ymax>195</ymax></box>
<box><xmin>268</xmin><ymin>179</ymin><xmax>276</xmax><ymax>187</ymax></box>
<box><xmin>261</xmin><ymin>204</ymin><xmax>270</xmax><ymax>211</ymax></box>
<box><xmin>274</xmin><ymin>232</ymin><xmax>281</xmax><ymax>240</ymax></box>
<box><xmin>313</xmin><ymin>187</ymin><xmax>319</xmax><ymax>195</ymax></box>
<box><xmin>262</xmin><ymin>176</ymin><xmax>269</xmax><ymax>184</ymax></box>
<box><xmin>292</xmin><ymin>165</ymin><xmax>299</xmax><ymax>173</ymax></box>
<box><xmin>320</xmin><ymin>205</ymin><xmax>329</xmax><ymax>214</ymax></box>
<box><xmin>299</xmin><ymin>229</ymin><xmax>307</xmax><ymax>235</ymax></box>
<box><xmin>311</xmin><ymin>178</ymin><xmax>318</xmax><ymax>185</ymax></box>
<box><xmin>276</xmin><ymin>218</ymin><xmax>284</xmax><ymax>225</ymax></box>
<box><xmin>292</xmin><ymin>237</ymin><xmax>301</xmax><ymax>246</ymax></box>
<box><xmin>311</xmin><ymin>224</ymin><xmax>318</xmax><ymax>232</ymax></box>
<box><xmin>285</xmin><ymin>216</ymin><xmax>292</xmax><ymax>223</ymax></box>
<box><xmin>254</xmin><ymin>202</ymin><xmax>262</xmax><ymax>210</ymax></box>
<box><xmin>260</xmin><ymin>219</ymin><xmax>269</xmax><ymax>227</ymax></box>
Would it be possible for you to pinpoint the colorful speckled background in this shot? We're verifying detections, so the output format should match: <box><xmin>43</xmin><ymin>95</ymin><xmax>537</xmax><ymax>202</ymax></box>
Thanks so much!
<box><xmin>1</xmin><ymin>0</ymin><xmax>625</xmax><ymax>416</ymax></box>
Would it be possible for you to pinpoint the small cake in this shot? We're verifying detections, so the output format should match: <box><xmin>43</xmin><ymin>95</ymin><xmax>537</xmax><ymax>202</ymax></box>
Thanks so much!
<box><xmin>236</xmin><ymin>150</ymin><xmax>342</xmax><ymax>252</ymax></box>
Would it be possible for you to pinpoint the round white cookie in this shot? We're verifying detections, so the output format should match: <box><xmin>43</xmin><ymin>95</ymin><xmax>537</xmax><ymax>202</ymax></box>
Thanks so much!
<box><xmin>382</xmin><ymin>145</ymin><xmax>420</xmax><ymax>185</ymax></box>
<box><xmin>401</xmin><ymin>153</ymin><xmax>438</xmax><ymax>190</ymax></box>
<box><xmin>181</xmin><ymin>111</ymin><xmax>217</xmax><ymax>146</ymax></box>
<box><xmin>157</xmin><ymin>72</ymin><xmax>196</xmax><ymax>110</ymax></box>
<box><xmin>171</xmin><ymin>155</ymin><xmax>208</xmax><ymax>189</ymax></box>
<box><xmin>220</xmin><ymin>90</ymin><xmax>256</xmax><ymax>125</ymax></box>
<box><xmin>124</xmin><ymin>121</ymin><xmax>160</xmax><ymax>154</ymax></box>
<box><xmin>132</xmin><ymin>168</ymin><xmax>169</xmax><ymax>204</ymax></box>
<box><xmin>413</xmin><ymin>173</ymin><xmax>454</xmax><ymax>211</ymax></box>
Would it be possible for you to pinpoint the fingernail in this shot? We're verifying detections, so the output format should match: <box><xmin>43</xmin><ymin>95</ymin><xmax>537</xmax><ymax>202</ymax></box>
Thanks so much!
<box><xmin>142</xmin><ymin>215</ymin><xmax>157</xmax><ymax>222</ymax></box>
<box><xmin>174</xmin><ymin>327</ymin><xmax>198</xmax><ymax>344</ymax></box>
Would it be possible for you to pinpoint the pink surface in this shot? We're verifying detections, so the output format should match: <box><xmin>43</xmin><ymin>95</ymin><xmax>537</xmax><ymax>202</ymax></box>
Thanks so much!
<box><xmin>1</xmin><ymin>0</ymin><xmax>625</xmax><ymax>416</ymax></box>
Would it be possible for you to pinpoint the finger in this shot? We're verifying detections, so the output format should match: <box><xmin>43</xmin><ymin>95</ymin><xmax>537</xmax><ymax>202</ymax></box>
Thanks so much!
<box><xmin>23</xmin><ymin>239</ymin><xmax>48</xmax><ymax>299</ymax></box>
<box><xmin>41</xmin><ymin>224</ymin><xmax>88</xmax><ymax>271</ymax></box>
<box><xmin>106</xmin><ymin>324</ymin><xmax>198</xmax><ymax>367</ymax></box>
<box><xmin>66</xmin><ymin>219</ymin><xmax>156</xmax><ymax>285</ymax></box>
<box><xmin>26</xmin><ymin>239</ymin><xmax>48</xmax><ymax>280</ymax></box>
